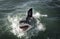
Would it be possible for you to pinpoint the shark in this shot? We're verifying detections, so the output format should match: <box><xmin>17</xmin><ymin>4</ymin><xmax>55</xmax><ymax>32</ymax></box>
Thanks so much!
<box><xmin>19</xmin><ymin>8</ymin><xmax>37</xmax><ymax>32</ymax></box>
<box><xmin>7</xmin><ymin>8</ymin><xmax>46</xmax><ymax>39</ymax></box>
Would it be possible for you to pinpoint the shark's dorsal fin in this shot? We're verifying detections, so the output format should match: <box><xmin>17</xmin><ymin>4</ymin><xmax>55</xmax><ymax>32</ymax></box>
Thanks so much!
<box><xmin>27</xmin><ymin>8</ymin><xmax>33</xmax><ymax>17</ymax></box>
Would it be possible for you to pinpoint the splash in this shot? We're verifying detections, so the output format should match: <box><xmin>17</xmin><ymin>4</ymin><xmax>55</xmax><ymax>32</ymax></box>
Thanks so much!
<box><xmin>8</xmin><ymin>15</ymin><xmax>25</xmax><ymax>38</ymax></box>
<box><xmin>7</xmin><ymin>12</ymin><xmax>47</xmax><ymax>39</ymax></box>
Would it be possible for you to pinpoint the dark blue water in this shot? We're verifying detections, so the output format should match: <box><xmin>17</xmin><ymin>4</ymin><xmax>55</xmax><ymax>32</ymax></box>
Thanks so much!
<box><xmin>0</xmin><ymin>0</ymin><xmax>60</xmax><ymax>39</ymax></box>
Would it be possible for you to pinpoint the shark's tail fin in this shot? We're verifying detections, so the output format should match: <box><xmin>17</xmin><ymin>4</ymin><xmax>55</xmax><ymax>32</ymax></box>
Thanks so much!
<box><xmin>27</xmin><ymin>8</ymin><xmax>33</xmax><ymax>17</ymax></box>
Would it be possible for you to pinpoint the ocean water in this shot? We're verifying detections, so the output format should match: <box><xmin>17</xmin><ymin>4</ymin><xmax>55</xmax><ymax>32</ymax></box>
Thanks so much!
<box><xmin>0</xmin><ymin>0</ymin><xmax>60</xmax><ymax>39</ymax></box>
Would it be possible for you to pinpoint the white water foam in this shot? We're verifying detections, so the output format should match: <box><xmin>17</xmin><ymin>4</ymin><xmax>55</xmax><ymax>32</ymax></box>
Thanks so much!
<box><xmin>7</xmin><ymin>12</ymin><xmax>47</xmax><ymax>39</ymax></box>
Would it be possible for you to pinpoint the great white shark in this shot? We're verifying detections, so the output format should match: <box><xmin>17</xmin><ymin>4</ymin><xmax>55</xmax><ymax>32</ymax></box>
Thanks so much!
<box><xmin>7</xmin><ymin>8</ymin><xmax>46</xmax><ymax>39</ymax></box>
<box><xmin>19</xmin><ymin>8</ymin><xmax>37</xmax><ymax>31</ymax></box>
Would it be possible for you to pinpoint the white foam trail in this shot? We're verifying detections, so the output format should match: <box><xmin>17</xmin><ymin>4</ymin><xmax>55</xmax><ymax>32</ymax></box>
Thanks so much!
<box><xmin>33</xmin><ymin>12</ymin><xmax>47</xmax><ymax>31</ymax></box>
<box><xmin>33</xmin><ymin>12</ymin><xmax>48</xmax><ymax>18</ymax></box>
<box><xmin>37</xmin><ymin>23</ymin><xmax>46</xmax><ymax>31</ymax></box>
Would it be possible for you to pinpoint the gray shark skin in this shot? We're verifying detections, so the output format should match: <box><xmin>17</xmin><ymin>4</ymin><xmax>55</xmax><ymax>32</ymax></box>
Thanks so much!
<box><xmin>19</xmin><ymin>8</ymin><xmax>37</xmax><ymax>31</ymax></box>
<box><xmin>19</xmin><ymin>8</ymin><xmax>33</xmax><ymax>24</ymax></box>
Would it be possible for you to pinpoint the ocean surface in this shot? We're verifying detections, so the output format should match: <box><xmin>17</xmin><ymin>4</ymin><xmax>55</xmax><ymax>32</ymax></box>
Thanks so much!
<box><xmin>0</xmin><ymin>0</ymin><xmax>60</xmax><ymax>39</ymax></box>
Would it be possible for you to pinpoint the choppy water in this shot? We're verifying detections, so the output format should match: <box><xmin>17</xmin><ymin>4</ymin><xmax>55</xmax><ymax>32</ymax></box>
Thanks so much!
<box><xmin>0</xmin><ymin>0</ymin><xmax>60</xmax><ymax>39</ymax></box>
